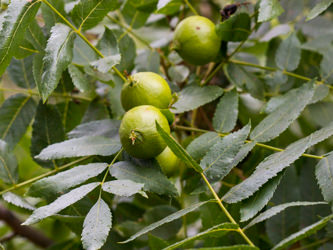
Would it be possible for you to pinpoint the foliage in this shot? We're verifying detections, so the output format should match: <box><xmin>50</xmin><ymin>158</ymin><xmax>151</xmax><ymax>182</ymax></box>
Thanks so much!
<box><xmin>0</xmin><ymin>0</ymin><xmax>333</xmax><ymax>249</ymax></box>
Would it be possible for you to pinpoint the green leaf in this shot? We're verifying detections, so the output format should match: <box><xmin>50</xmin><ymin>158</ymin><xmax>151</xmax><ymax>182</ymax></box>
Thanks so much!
<box><xmin>97</xmin><ymin>27</ymin><xmax>119</xmax><ymax>57</ymax></box>
<box><xmin>2</xmin><ymin>192</ymin><xmax>35</xmax><ymax>211</ymax></box>
<box><xmin>8</xmin><ymin>55</ymin><xmax>35</xmax><ymax>89</ymax></box>
<box><xmin>240</xmin><ymin>173</ymin><xmax>283</xmax><ymax>222</ymax></box>
<box><xmin>258</xmin><ymin>0</ymin><xmax>284</xmax><ymax>23</ymax></box>
<box><xmin>23</xmin><ymin>182</ymin><xmax>99</xmax><ymax>225</ymax></box>
<box><xmin>266</xmin><ymin>167</ymin><xmax>300</xmax><ymax>244</ymax></box>
<box><xmin>90</xmin><ymin>55</ymin><xmax>121</xmax><ymax>73</ymax></box>
<box><xmin>108</xmin><ymin>75</ymin><xmax>125</xmax><ymax>118</ymax></box>
<box><xmin>0</xmin><ymin>140</ymin><xmax>17</xmax><ymax>185</ymax></box>
<box><xmin>33</xmin><ymin>53</ymin><xmax>45</xmax><ymax>94</ymax></box>
<box><xmin>135</xmin><ymin>50</ymin><xmax>160</xmax><ymax>73</ymax></box>
<box><xmin>0</xmin><ymin>94</ymin><xmax>36</xmax><ymax>149</ymax></box>
<box><xmin>265</xmin><ymin>84</ymin><xmax>328</xmax><ymax>114</ymax></box>
<box><xmin>245</xmin><ymin>201</ymin><xmax>327</xmax><ymax>230</ymax></box>
<box><xmin>68</xmin><ymin>119</ymin><xmax>120</xmax><ymax>139</ymax></box>
<box><xmin>224</xmin><ymin>63</ymin><xmax>264</xmax><ymax>100</ymax></box>
<box><xmin>81</xmin><ymin>198</ymin><xmax>112</xmax><ymax>250</ymax></box>
<box><xmin>250</xmin><ymin>82</ymin><xmax>315</xmax><ymax>143</ymax></box>
<box><xmin>156</xmin><ymin>0</ymin><xmax>182</xmax><ymax>15</ymax></box>
<box><xmin>309</xmin><ymin>102</ymin><xmax>333</xmax><ymax>127</ymax></box>
<box><xmin>171</xmin><ymin>85</ymin><xmax>223</xmax><ymax>114</ymax></box>
<box><xmin>71</xmin><ymin>0</ymin><xmax>120</xmax><ymax>31</ymax></box>
<box><xmin>31</xmin><ymin>102</ymin><xmax>65</xmax><ymax>168</ymax></box>
<box><xmin>187</xmin><ymin>132</ymin><xmax>220</xmax><ymax>162</ymax></box>
<box><xmin>168</xmin><ymin>65</ymin><xmax>190</xmax><ymax>83</ymax></box>
<box><xmin>68</xmin><ymin>64</ymin><xmax>91</xmax><ymax>92</ymax></box>
<box><xmin>272</xmin><ymin>214</ymin><xmax>333</xmax><ymax>250</ymax></box>
<box><xmin>91</xmin><ymin>27</ymin><xmax>121</xmax><ymax>73</ymax></box>
<box><xmin>73</xmin><ymin>36</ymin><xmax>97</xmax><ymax>65</ymax></box>
<box><xmin>26</xmin><ymin>20</ymin><xmax>46</xmax><ymax>52</ymax></box>
<box><xmin>307</xmin><ymin>0</ymin><xmax>333</xmax><ymax>21</ymax></box>
<box><xmin>110</xmin><ymin>160</ymin><xmax>178</xmax><ymax>196</ymax></box>
<box><xmin>315</xmin><ymin>152</ymin><xmax>333</xmax><ymax>202</ymax></box>
<box><xmin>27</xmin><ymin>163</ymin><xmax>108</xmax><ymax>200</ymax></box>
<box><xmin>122</xmin><ymin>0</ymin><xmax>152</xmax><ymax>29</ymax></box>
<box><xmin>112</xmin><ymin>29</ymin><xmax>136</xmax><ymax>72</ymax></box>
<box><xmin>216</xmin><ymin>13</ymin><xmax>251</xmax><ymax>42</ymax></box>
<box><xmin>223</xmin><ymin>121</ymin><xmax>333</xmax><ymax>203</ymax></box>
<box><xmin>188</xmin><ymin>246</ymin><xmax>259</xmax><ymax>250</ymax></box>
<box><xmin>213</xmin><ymin>89</ymin><xmax>239</xmax><ymax>133</ymax></box>
<box><xmin>13</xmin><ymin>36</ymin><xmax>35</xmax><ymax>59</ymax></box>
<box><xmin>41</xmin><ymin>0</ymin><xmax>66</xmax><ymax>30</ymax></box>
<box><xmin>163</xmin><ymin>222</ymin><xmax>238</xmax><ymax>250</ymax></box>
<box><xmin>275</xmin><ymin>33</ymin><xmax>301</xmax><ymax>71</ymax></box>
<box><xmin>121</xmin><ymin>200</ymin><xmax>213</xmax><ymax>243</ymax></box>
<box><xmin>0</xmin><ymin>0</ymin><xmax>41</xmax><ymax>76</ymax></box>
<box><xmin>36</xmin><ymin>136</ymin><xmax>121</xmax><ymax>160</ymax></box>
<box><xmin>102</xmin><ymin>180</ymin><xmax>145</xmax><ymax>197</ymax></box>
<box><xmin>136</xmin><ymin>0</ymin><xmax>158</xmax><ymax>12</ymax></box>
<box><xmin>156</xmin><ymin>122</ymin><xmax>202</xmax><ymax>173</ymax></box>
<box><xmin>201</xmin><ymin>124</ymin><xmax>251</xmax><ymax>182</ymax></box>
<box><xmin>148</xmin><ymin>234</ymin><xmax>169</xmax><ymax>250</ymax></box>
<box><xmin>40</xmin><ymin>23</ymin><xmax>75</xmax><ymax>101</ymax></box>
<box><xmin>163</xmin><ymin>223</ymin><xmax>238</xmax><ymax>250</ymax></box>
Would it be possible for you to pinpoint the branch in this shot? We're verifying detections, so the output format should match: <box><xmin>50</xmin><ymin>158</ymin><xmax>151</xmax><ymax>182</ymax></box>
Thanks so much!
<box><xmin>0</xmin><ymin>206</ymin><xmax>53</xmax><ymax>248</ymax></box>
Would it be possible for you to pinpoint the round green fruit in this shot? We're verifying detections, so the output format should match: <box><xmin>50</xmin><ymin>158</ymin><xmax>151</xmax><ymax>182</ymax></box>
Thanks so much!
<box><xmin>121</xmin><ymin>72</ymin><xmax>172</xmax><ymax>111</ymax></box>
<box><xmin>156</xmin><ymin>147</ymin><xmax>181</xmax><ymax>177</ymax></box>
<box><xmin>173</xmin><ymin>16</ymin><xmax>221</xmax><ymax>65</ymax></box>
<box><xmin>119</xmin><ymin>105</ymin><xmax>171</xmax><ymax>159</ymax></box>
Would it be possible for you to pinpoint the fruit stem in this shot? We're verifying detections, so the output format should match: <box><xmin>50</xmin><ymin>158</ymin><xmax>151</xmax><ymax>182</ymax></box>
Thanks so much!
<box><xmin>183</xmin><ymin>0</ymin><xmax>199</xmax><ymax>15</ymax></box>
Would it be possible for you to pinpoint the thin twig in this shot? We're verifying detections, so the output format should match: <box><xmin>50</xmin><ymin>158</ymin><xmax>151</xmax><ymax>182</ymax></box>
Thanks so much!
<box><xmin>0</xmin><ymin>87</ymin><xmax>92</xmax><ymax>102</ymax></box>
<box><xmin>201</xmin><ymin>173</ymin><xmax>254</xmax><ymax>246</ymax></box>
<box><xmin>174</xmin><ymin>125</ymin><xmax>324</xmax><ymax>160</ymax></box>
<box><xmin>184</xmin><ymin>0</ymin><xmax>199</xmax><ymax>15</ymax></box>
<box><xmin>229</xmin><ymin>59</ymin><xmax>333</xmax><ymax>90</ymax></box>
<box><xmin>0</xmin><ymin>156</ymin><xmax>90</xmax><ymax>196</ymax></box>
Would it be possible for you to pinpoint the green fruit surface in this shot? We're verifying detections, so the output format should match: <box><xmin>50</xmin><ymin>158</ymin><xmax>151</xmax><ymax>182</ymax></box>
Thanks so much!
<box><xmin>173</xmin><ymin>16</ymin><xmax>221</xmax><ymax>65</ymax></box>
<box><xmin>156</xmin><ymin>146</ymin><xmax>181</xmax><ymax>177</ymax></box>
<box><xmin>121</xmin><ymin>72</ymin><xmax>172</xmax><ymax>111</ymax></box>
<box><xmin>119</xmin><ymin>105</ymin><xmax>170</xmax><ymax>159</ymax></box>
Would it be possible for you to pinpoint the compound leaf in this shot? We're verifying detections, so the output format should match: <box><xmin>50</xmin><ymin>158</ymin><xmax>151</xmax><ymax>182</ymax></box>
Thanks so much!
<box><xmin>224</xmin><ymin>121</ymin><xmax>333</xmax><ymax>203</ymax></box>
